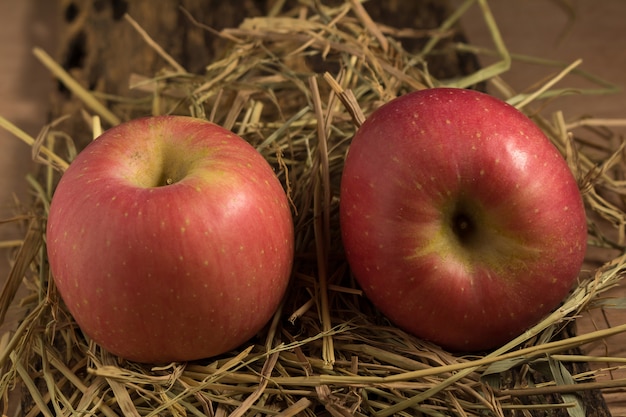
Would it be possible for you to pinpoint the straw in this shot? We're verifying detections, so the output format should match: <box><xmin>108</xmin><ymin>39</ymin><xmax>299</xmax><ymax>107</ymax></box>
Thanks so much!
<box><xmin>1</xmin><ymin>0</ymin><xmax>625</xmax><ymax>415</ymax></box>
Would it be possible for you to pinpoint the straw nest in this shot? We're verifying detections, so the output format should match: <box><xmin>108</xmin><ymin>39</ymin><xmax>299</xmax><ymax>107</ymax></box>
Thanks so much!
<box><xmin>2</xmin><ymin>1</ymin><xmax>626</xmax><ymax>416</ymax></box>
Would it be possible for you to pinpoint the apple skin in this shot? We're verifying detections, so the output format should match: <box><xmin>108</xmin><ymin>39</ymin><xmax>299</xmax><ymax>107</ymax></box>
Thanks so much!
<box><xmin>46</xmin><ymin>115</ymin><xmax>294</xmax><ymax>363</ymax></box>
<box><xmin>340</xmin><ymin>88</ymin><xmax>587</xmax><ymax>351</ymax></box>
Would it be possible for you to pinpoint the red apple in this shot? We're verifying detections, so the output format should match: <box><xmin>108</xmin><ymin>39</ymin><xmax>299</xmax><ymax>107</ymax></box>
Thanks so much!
<box><xmin>340</xmin><ymin>88</ymin><xmax>587</xmax><ymax>351</ymax></box>
<box><xmin>46</xmin><ymin>115</ymin><xmax>294</xmax><ymax>363</ymax></box>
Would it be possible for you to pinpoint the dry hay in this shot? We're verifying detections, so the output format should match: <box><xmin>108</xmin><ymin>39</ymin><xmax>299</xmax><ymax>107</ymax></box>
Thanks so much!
<box><xmin>2</xmin><ymin>0</ymin><xmax>626</xmax><ymax>416</ymax></box>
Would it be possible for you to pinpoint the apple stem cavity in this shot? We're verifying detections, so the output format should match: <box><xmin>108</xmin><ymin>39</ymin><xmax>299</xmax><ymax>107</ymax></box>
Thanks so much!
<box><xmin>452</xmin><ymin>211</ymin><xmax>475</xmax><ymax>245</ymax></box>
<box><xmin>154</xmin><ymin>157</ymin><xmax>189</xmax><ymax>188</ymax></box>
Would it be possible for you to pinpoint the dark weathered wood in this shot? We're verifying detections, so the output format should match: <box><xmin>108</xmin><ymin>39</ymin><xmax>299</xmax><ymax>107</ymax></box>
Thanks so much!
<box><xmin>52</xmin><ymin>0</ymin><xmax>273</xmax><ymax>147</ymax></box>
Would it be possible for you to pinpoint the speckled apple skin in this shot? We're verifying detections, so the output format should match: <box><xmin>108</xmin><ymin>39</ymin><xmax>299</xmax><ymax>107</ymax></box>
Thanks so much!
<box><xmin>340</xmin><ymin>88</ymin><xmax>587</xmax><ymax>351</ymax></box>
<box><xmin>47</xmin><ymin>116</ymin><xmax>294</xmax><ymax>363</ymax></box>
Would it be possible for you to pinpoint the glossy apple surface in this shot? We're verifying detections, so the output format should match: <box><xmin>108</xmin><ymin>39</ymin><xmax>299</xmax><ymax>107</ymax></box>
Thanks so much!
<box><xmin>340</xmin><ymin>88</ymin><xmax>587</xmax><ymax>351</ymax></box>
<box><xmin>47</xmin><ymin>115</ymin><xmax>294</xmax><ymax>363</ymax></box>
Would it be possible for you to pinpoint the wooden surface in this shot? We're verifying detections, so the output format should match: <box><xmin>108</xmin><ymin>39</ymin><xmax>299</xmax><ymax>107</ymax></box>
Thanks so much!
<box><xmin>1</xmin><ymin>0</ymin><xmax>625</xmax><ymax>414</ymax></box>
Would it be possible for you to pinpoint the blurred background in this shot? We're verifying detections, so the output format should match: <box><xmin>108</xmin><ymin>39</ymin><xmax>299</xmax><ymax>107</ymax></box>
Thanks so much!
<box><xmin>0</xmin><ymin>0</ymin><xmax>625</xmax><ymax>412</ymax></box>
<box><xmin>0</xmin><ymin>2</ymin><xmax>58</xmax><ymax>262</ymax></box>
